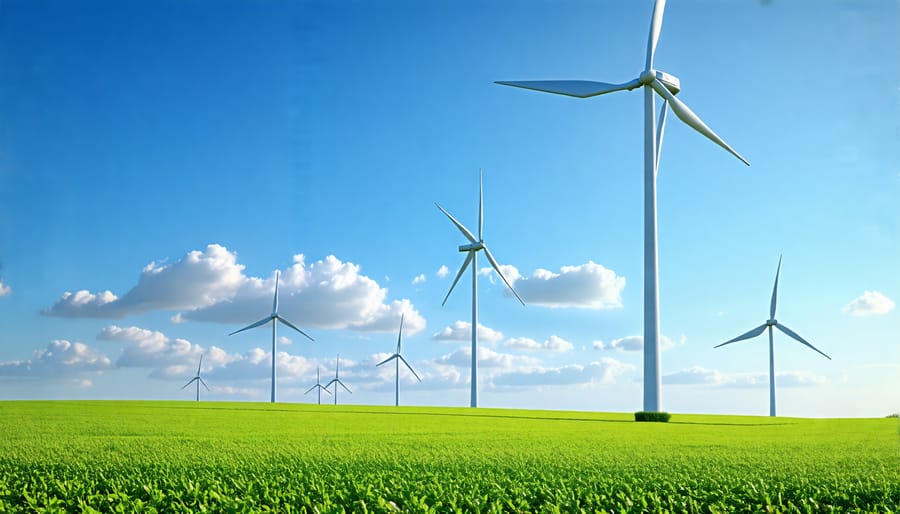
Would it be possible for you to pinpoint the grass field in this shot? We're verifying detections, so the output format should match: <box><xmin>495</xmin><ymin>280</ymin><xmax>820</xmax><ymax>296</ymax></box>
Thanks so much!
<box><xmin>0</xmin><ymin>401</ymin><xmax>897</xmax><ymax>512</ymax></box>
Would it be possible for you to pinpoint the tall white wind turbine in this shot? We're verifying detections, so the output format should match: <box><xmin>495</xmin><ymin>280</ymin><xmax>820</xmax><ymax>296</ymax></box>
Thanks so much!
<box><xmin>376</xmin><ymin>314</ymin><xmax>422</xmax><ymax>406</ymax></box>
<box><xmin>715</xmin><ymin>256</ymin><xmax>831</xmax><ymax>417</ymax></box>
<box><xmin>181</xmin><ymin>353</ymin><xmax>209</xmax><ymax>402</ymax></box>
<box><xmin>436</xmin><ymin>169</ymin><xmax>525</xmax><ymax>408</ymax></box>
<box><xmin>325</xmin><ymin>355</ymin><xmax>352</xmax><ymax>406</ymax></box>
<box><xmin>229</xmin><ymin>271</ymin><xmax>314</xmax><ymax>403</ymax></box>
<box><xmin>304</xmin><ymin>365</ymin><xmax>331</xmax><ymax>405</ymax></box>
<box><xmin>496</xmin><ymin>0</ymin><xmax>749</xmax><ymax>412</ymax></box>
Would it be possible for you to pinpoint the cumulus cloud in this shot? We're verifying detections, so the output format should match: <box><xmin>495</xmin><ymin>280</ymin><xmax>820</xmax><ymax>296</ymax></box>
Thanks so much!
<box><xmin>663</xmin><ymin>366</ymin><xmax>826</xmax><ymax>388</ymax></box>
<box><xmin>842</xmin><ymin>291</ymin><xmax>895</xmax><ymax>317</ymax></box>
<box><xmin>0</xmin><ymin>279</ymin><xmax>11</xmax><ymax>297</ymax></box>
<box><xmin>605</xmin><ymin>335</ymin><xmax>675</xmax><ymax>352</ymax></box>
<box><xmin>592</xmin><ymin>340</ymin><xmax>605</xmax><ymax>350</ymax></box>
<box><xmin>0</xmin><ymin>340</ymin><xmax>112</xmax><ymax>378</ymax></box>
<box><xmin>412</xmin><ymin>274</ymin><xmax>426</xmax><ymax>285</ymax></box>
<box><xmin>493</xmin><ymin>358</ymin><xmax>634</xmax><ymax>387</ymax></box>
<box><xmin>505</xmin><ymin>335</ymin><xmax>574</xmax><ymax>352</ymax></box>
<box><xmin>433</xmin><ymin>321</ymin><xmax>504</xmax><ymax>344</ymax></box>
<box><xmin>501</xmin><ymin>262</ymin><xmax>625</xmax><ymax>309</ymax></box>
<box><xmin>430</xmin><ymin>346</ymin><xmax>540</xmax><ymax>370</ymax></box>
<box><xmin>436</xmin><ymin>265</ymin><xmax>449</xmax><ymax>278</ymax></box>
<box><xmin>42</xmin><ymin>245</ymin><xmax>426</xmax><ymax>335</ymax></box>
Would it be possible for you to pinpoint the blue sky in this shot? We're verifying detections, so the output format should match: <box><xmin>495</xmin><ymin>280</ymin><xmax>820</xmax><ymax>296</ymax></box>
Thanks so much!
<box><xmin>1</xmin><ymin>0</ymin><xmax>897</xmax><ymax>417</ymax></box>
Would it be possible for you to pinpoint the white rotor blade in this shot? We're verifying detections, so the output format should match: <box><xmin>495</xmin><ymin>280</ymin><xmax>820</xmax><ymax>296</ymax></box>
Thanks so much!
<box><xmin>273</xmin><ymin>271</ymin><xmax>280</xmax><ymax>314</ymax></box>
<box><xmin>397</xmin><ymin>314</ymin><xmax>404</xmax><ymax>353</ymax></box>
<box><xmin>399</xmin><ymin>355</ymin><xmax>422</xmax><ymax>382</ymax></box>
<box><xmin>442</xmin><ymin>251</ymin><xmax>475</xmax><ymax>306</ymax></box>
<box><xmin>304</xmin><ymin>384</ymin><xmax>317</xmax><ymax>395</ymax></box>
<box><xmin>655</xmin><ymin>99</ymin><xmax>668</xmax><ymax>171</ymax></box>
<box><xmin>775</xmin><ymin>323</ymin><xmax>831</xmax><ymax>360</ymax></box>
<box><xmin>649</xmin><ymin>78</ymin><xmax>750</xmax><ymax>166</ymax></box>
<box><xmin>435</xmin><ymin>203</ymin><xmax>478</xmax><ymax>244</ymax></box>
<box><xmin>482</xmin><ymin>246</ymin><xmax>526</xmax><ymax>305</ymax></box>
<box><xmin>338</xmin><ymin>380</ymin><xmax>352</xmax><ymax>394</ymax></box>
<box><xmin>181</xmin><ymin>377</ymin><xmax>198</xmax><ymax>390</ymax></box>
<box><xmin>199</xmin><ymin>378</ymin><xmax>210</xmax><ymax>391</ymax></box>
<box><xmin>325</xmin><ymin>379</ymin><xmax>337</xmax><ymax>390</ymax></box>
<box><xmin>275</xmin><ymin>315</ymin><xmax>314</xmax><ymax>342</ymax></box>
<box><xmin>715</xmin><ymin>323</ymin><xmax>767</xmax><ymax>347</ymax></box>
<box><xmin>646</xmin><ymin>0</ymin><xmax>667</xmax><ymax>69</ymax></box>
<box><xmin>322</xmin><ymin>385</ymin><xmax>332</xmax><ymax>395</ymax></box>
<box><xmin>494</xmin><ymin>79</ymin><xmax>640</xmax><ymax>99</ymax></box>
<box><xmin>197</xmin><ymin>354</ymin><xmax>203</xmax><ymax>376</ymax></box>
<box><xmin>377</xmin><ymin>354</ymin><xmax>399</xmax><ymax>367</ymax></box>
<box><xmin>770</xmin><ymin>255</ymin><xmax>782</xmax><ymax>320</ymax></box>
<box><xmin>228</xmin><ymin>315</ymin><xmax>272</xmax><ymax>336</ymax></box>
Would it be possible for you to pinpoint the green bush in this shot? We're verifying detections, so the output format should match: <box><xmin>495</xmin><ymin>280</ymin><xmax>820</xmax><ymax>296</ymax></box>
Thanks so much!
<box><xmin>634</xmin><ymin>411</ymin><xmax>671</xmax><ymax>422</ymax></box>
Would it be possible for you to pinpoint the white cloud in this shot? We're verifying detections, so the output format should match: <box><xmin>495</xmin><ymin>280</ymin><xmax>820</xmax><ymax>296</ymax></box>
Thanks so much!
<box><xmin>504</xmin><ymin>262</ymin><xmax>625</xmax><ymax>309</ymax></box>
<box><xmin>436</xmin><ymin>265</ymin><xmax>449</xmax><ymax>278</ymax></box>
<box><xmin>493</xmin><ymin>358</ymin><xmax>634</xmax><ymax>387</ymax></box>
<box><xmin>663</xmin><ymin>366</ymin><xmax>826</xmax><ymax>388</ymax></box>
<box><xmin>0</xmin><ymin>279</ymin><xmax>11</xmax><ymax>297</ymax></box>
<box><xmin>433</xmin><ymin>321</ymin><xmax>504</xmax><ymax>344</ymax></box>
<box><xmin>504</xmin><ymin>335</ymin><xmax>574</xmax><ymax>352</ymax></box>
<box><xmin>43</xmin><ymin>245</ymin><xmax>426</xmax><ymax>335</ymax></box>
<box><xmin>412</xmin><ymin>274</ymin><xmax>426</xmax><ymax>285</ymax></box>
<box><xmin>97</xmin><ymin>325</ymin><xmax>236</xmax><ymax>373</ymax></box>
<box><xmin>278</xmin><ymin>336</ymin><xmax>293</xmax><ymax>346</ymax></box>
<box><xmin>605</xmin><ymin>335</ymin><xmax>675</xmax><ymax>352</ymax></box>
<box><xmin>431</xmin><ymin>346</ymin><xmax>539</xmax><ymax>370</ymax></box>
<box><xmin>0</xmin><ymin>340</ymin><xmax>112</xmax><ymax>378</ymax></box>
<box><xmin>842</xmin><ymin>291</ymin><xmax>895</xmax><ymax>317</ymax></box>
<box><xmin>592</xmin><ymin>340</ymin><xmax>605</xmax><ymax>350</ymax></box>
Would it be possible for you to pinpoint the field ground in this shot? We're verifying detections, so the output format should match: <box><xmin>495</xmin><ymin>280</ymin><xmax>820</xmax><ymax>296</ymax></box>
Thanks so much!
<box><xmin>0</xmin><ymin>401</ymin><xmax>897</xmax><ymax>512</ymax></box>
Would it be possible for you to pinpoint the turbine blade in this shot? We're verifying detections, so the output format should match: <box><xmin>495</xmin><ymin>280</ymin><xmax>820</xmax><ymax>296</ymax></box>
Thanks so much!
<box><xmin>275</xmin><ymin>316</ymin><xmax>314</xmax><ymax>342</ymax></box>
<box><xmin>321</xmin><ymin>385</ymin><xmax>332</xmax><ymax>395</ymax></box>
<box><xmin>655</xmin><ymin>99</ymin><xmax>668</xmax><ymax>171</ymax></box>
<box><xmin>181</xmin><ymin>377</ymin><xmax>198</xmax><ymax>389</ymax></box>
<box><xmin>482</xmin><ymin>246</ymin><xmax>526</xmax><ymax>305</ymax></box>
<box><xmin>715</xmin><ymin>323</ymin><xmax>768</xmax><ymax>347</ymax></box>
<box><xmin>397</xmin><ymin>313</ymin><xmax>404</xmax><ymax>353</ymax></box>
<box><xmin>399</xmin><ymin>355</ymin><xmax>422</xmax><ymax>382</ymax></box>
<box><xmin>442</xmin><ymin>251</ymin><xmax>474</xmax><ymax>306</ymax></box>
<box><xmin>339</xmin><ymin>381</ymin><xmax>352</xmax><ymax>394</ymax></box>
<box><xmin>435</xmin><ymin>203</ymin><xmax>478</xmax><ymax>244</ymax></box>
<box><xmin>377</xmin><ymin>354</ymin><xmax>399</xmax><ymax>367</ymax></box>
<box><xmin>770</xmin><ymin>255</ymin><xmax>782</xmax><ymax>320</ymax></box>
<box><xmin>775</xmin><ymin>323</ymin><xmax>831</xmax><ymax>360</ymax></box>
<box><xmin>273</xmin><ymin>271</ymin><xmax>280</xmax><ymax>314</ymax></box>
<box><xmin>228</xmin><ymin>316</ymin><xmax>272</xmax><ymax>336</ymax></box>
<box><xmin>478</xmin><ymin>169</ymin><xmax>484</xmax><ymax>241</ymax></box>
<box><xmin>197</xmin><ymin>354</ymin><xmax>203</xmax><ymax>376</ymax></box>
<box><xmin>325</xmin><ymin>379</ymin><xmax>337</xmax><ymax>389</ymax></box>
<box><xmin>649</xmin><ymin>78</ymin><xmax>750</xmax><ymax>166</ymax></box>
<box><xmin>494</xmin><ymin>79</ymin><xmax>640</xmax><ymax>98</ymax></box>
<box><xmin>199</xmin><ymin>378</ymin><xmax>210</xmax><ymax>391</ymax></box>
<box><xmin>646</xmin><ymin>0</ymin><xmax>667</xmax><ymax>69</ymax></box>
<box><xmin>304</xmin><ymin>385</ymin><xmax>317</xmax><ymax>395</ymax></box>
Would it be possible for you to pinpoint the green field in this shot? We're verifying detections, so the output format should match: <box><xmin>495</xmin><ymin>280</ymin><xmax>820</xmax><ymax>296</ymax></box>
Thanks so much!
<box><xmin>0</xmin><ymin>401</ymin><xmax>897</xmax><ymax>513</ymax></box>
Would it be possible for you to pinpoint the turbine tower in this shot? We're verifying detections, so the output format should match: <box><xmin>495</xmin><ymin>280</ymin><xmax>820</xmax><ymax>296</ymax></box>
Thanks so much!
<box><xmin>181</xmin><ymin>353</ymin><xmax>209</xmax><ymax>402</ymax></box>
<box><xmin>229</xmin><ymin>271</ymin><xmax>313</xmax><ymax>403</ymax></box>
<box><xmin>715</xmin><ymin>256</ymin><xmax>831</xmax><ymax>417</ymax></box>
<box><xmin>325</xmin><ymin>355</ymin><xmax>352</xmax><ymax>406</ymax></box>
<box><xmin>496</xmin><ymin>0</ymin><xmax>749</xmax><ymax>412</ymax></box>
<box><xmin>304</xmin><ymin>366</ymin><xmax>331</xmax><ymax>405</ymax></box>
<box><xmin>436</xmin><ymin>169</ymin><xmax>525</xmax><ymax>408</ymax></box>
<box><xmin>376</xmin><ymin>314</ymin><xmax>422</xmax><ymax>406</ymax></box>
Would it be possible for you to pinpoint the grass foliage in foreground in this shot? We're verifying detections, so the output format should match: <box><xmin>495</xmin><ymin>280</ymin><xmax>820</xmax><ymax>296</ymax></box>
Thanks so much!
<box><xmin>1</xmin><ymin>401</ymin><xmax>898</xmax><ymax>512</ymax></box>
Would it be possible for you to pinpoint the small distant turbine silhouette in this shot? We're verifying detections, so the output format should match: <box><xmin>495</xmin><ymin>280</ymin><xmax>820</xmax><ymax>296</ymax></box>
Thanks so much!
<box><xmin>715</xmin><ymin>256</ymin><xmax>831</xmax><ymax>417</ymax></box>
<box><xmin>325</xmin><ymin>355</ymin><xmax>352</xmax><ymax>406</ymax></box>
<box><xmin>229</xmin><ymin>271</ymin><xmax>313</xmax><ymax>403</ymax></box>
<box><xmin>436</xmin><ymin>169</ymin><xmax>525</xmax><ymax>408</ymax></box>
<box><xmin>376</xmin><ymin>314</ymin><xmax>421</xmax><ymax>407</ymax></box>
<box><xmin>181</xmin><ymin>354</ymin><xmax>209</xmax><ymax>402</ymax></box>
<box><xmin>496</xmin><ymin>0</ymin><xmax>749</xmax><ymax>413</ymax></box>
<box><xmin>304</xmin><ymin>366</ymin><xmax>331</xmax><ymax>405</ymax></box>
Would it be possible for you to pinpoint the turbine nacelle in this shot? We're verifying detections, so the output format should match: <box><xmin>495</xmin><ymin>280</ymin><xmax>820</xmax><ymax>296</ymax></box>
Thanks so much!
<box><xmin>458</xmin><ymin>242</ymin><xmax>484</xmax><ymax>252</ymax></box>
<box><xmin>639</xmin><ymin>69</ymin><xmax>680</xmax><ymax>94</ymax></box>
<box><xmin>767</xmin><ymin>319</ymin><xmax>777</xmax><ymax>326</ymax></box>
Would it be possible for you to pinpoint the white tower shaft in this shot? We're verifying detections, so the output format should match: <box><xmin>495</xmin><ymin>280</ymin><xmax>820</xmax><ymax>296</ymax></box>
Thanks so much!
<box><xmin>470</xmin><ymin>251</ymin><xmax>479</xmax><ymax>408</ymax></box>
<box><xmin>642</xmin><ymin>85</ymin><xmax>662</xmax><ymax>413</ymax></box>
<box><xmin>768</xmin><ymin>326</ymin><xmax>776</xmax><ymax>417</ymax></box>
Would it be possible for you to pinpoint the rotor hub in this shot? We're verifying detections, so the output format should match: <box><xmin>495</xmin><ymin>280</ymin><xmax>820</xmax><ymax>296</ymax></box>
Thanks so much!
<box><xmin>767</xmin><ymin>319</ymin><xmax>777</xmax><ymax>326</ymax></box>
<box><xmin>639</xmin><ymin>69</ymin><xmax>681</xmax><ymax>95</ymax></box>
<box><xmin>458</xmin><ymin>242</ymin><xmax>484</xmax><ymax>252</ymax></box>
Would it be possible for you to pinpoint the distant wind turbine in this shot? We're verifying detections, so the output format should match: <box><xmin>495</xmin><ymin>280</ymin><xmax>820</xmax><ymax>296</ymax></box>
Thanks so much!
<box><xmin>496</xmin><ymin>0</ymin><xmax>748</xmax><ymax>413</ymax></box>
<box><xmin>436</xmin><ymin>169</ymin><xmax>525</xmax><ymax>408</ymax></box>
<box><xmin>325</xmin><ymin>355</ymin><xmax>352</xmax><ymax>406</ymax></box>
<box><xmin>376</xmin><ymin>314</ymin><xmax>422</xmax><ymax>406</ymax></box>
<box><xmin>304</xmin><ymin>366</ymin><xmax>331</xmax><ymax>405</ymax></box>
<box><xmin>181</xmin><ymin>353</ymin><xmax>209</xmax><ymax>402</ymax></box>
<box><xmin>229</xmin><ymin>271</ymin><xmax>314</xmax><ymax>403</ymax></box>
<box><xmin>715</xmin><ymin>256</ymin><xmax>831</xmax><ymax>417</ymax></box>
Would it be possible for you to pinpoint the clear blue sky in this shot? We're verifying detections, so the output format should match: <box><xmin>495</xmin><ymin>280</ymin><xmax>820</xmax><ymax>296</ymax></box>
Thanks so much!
<box><xmin>1</xmin><ymin>0</ymin><xmax>897</xmax><ymax>416</ymax></box>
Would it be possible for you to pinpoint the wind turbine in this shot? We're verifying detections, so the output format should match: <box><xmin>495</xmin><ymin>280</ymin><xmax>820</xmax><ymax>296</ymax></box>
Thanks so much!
<box><xmin>325</xmin><ymin>355</ymin><xmax>352</xmax><ymax>406</ymax></box>
<box><xmin>304</xmin><ymin>365</ymin><xmax>332</xmax><ymax>405</ymax></box>
<box><xmin>376</xmin><ymin>314</ymin><xmax>422</xmax><ymax>406</ymax></box>
<box><xmin>436</xmin><ymin>169</ymin><xmax>525</xmax><ymax>408</ymax></box>
<box><xmin>229</xmin><ymin>271</ymin><xmax>313</xmax><ymax>403</ymax></box>
<box><xmin>715</xmin><ymin>256</ymin><xmax>831</xmax><ymax>417</ymax></box>
<box><xmin>181</xmin><ymin>353</ymin><xmax>209</xmax><ymax>402</ymax></box>
<box><xmin>496</xmin><ymin>0</ymin><xmax>749</xmax><ymax>412</ymax></box>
